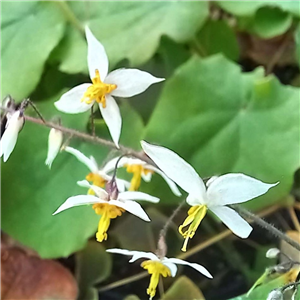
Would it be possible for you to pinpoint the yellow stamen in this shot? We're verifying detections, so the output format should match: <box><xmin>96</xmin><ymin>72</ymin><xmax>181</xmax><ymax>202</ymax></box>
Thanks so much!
<box><xmin>86</xmin><ymin>172</ymin><xmax>107</xmax><ymax>195</ymax></box>
<box><xmin>125</xmin><ymin>164</ymin><xmax>153</xmax><ymax>191</ymax></box>
<box><xmin>141</xmin><ymin>260</ymin><xmax>171</xmax><ymax>299</ymax></box>
<box><xmin>92</xmin><ymin>203</ymin><xmax>125</xmax><ymax>242</ymax></box>
<box><xmin>81</xmin><ymin>69</ymin><xmax>117</xmax><ymax>108</ymax></box>
<box><xmin>179</xmin><ymin>205</ymin><xmax>207</xmax><ymax>252</ymax></box>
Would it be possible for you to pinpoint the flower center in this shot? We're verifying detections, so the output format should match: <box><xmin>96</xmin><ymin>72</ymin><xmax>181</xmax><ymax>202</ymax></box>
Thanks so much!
<box><xmin>125</xmin><ymin>164</ymin><xmax>153</xmax><ymax>191</ymax></box>
<box><xmin>179</xmin><ymin>204</ymin><xmax>207</xmax><ymax>252</ymax></box>
<box><xmin>81</xmin><ymin>69</ymin><xmax>117</xmax><ymax>108</ymax></box>
<box><xmin>86</xmin><ymin>172</ymin><xmax>107</xmax><ymax>195</ymax></box>
<box><xmin>92</xmin><ymin>203</ymin><xmax>125</xmax><ymax>242</ymax></box>
<box><xmin>141</xmin><ymin>260</ymin><xmax>171</xmax><ymax>299</ymax></box>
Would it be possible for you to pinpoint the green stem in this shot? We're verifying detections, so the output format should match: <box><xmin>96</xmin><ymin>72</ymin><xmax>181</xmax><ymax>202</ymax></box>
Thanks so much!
<box><xmin>56</xmin><ymin>1</ymin><xmax>84</xmax><ymax>34</ymax></box>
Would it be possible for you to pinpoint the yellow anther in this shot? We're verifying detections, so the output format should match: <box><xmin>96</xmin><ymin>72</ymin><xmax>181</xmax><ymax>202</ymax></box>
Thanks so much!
<box><xmin>141</xmin><ymin>260</ymin><xmax>171</xmax><ymax>299</ymax></box>
<box><xmin>86</xmin><ymin>172</ymin><xmax>107</xmax><ymax>195</ymax></box>
<box><xmin>81</xmin><ymin>69</ymin><xmax>117</xmax><ymax>108</ymax></box>
<box><xmin>125</xmin><ymin>164</ymin><xmax>153</xmax><ymax>191</ymax></box>
<box><xmin>92</xmin><ymin>203</ymin><xmax>125</xmax><ymax>242</ymax></box>
<box><xmin>179</xmin><ymin>205</ymin><xmax>207</xmax><ymax>252</ymax></box>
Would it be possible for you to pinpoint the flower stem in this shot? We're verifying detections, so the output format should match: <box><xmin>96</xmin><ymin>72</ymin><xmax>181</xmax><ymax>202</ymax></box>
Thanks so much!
<box><xmin>231</xmin><ymin>205</ymin><xmax>300</xmax><ymax>252</ymax></box>
<box><xmin>23</xmin><ymin>114</ymin><xmax>154</xmax><ymax>165</ymax></box>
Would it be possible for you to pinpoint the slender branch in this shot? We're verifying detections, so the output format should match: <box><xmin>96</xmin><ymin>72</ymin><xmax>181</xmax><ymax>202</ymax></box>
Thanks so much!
<box><xmin>231</xmin><ymin>205</ymin><xmax>300</xmax><ymax>252</ymax></box>
<box><xmin>24</xmin><ymin>114</ymin><xmax>154</xmax><ymax>165</ymax></box>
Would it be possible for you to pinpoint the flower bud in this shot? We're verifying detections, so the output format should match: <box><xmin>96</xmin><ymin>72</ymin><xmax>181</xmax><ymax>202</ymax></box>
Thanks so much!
<box><xmin>266</xmin><ymin>289</ymin><xmax>283</xmax><ymax>300</ymax></box>
<box><xmin>106</xmin><ymin>178</ymin><xmax>119</xmax><ymax>200</ymax></box>
<box><xmin>0</xmin><ymin>110</ymin><xmax>24</xmax><ymax>162</ymax></box>
<box><xmin>266</xmin><ymin>248</ymin><xmax>280</xmax><ymax>259</ymax></box>
<box><xmin>45</xmin><ymin>128</ymin><xmax>63</xmax><ymax>169</ymax></box>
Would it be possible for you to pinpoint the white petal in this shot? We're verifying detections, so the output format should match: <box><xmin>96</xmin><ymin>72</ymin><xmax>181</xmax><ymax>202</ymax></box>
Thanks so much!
<box><xmin>54</xmin><ymin>84</ymin><xmax>93</xmax><ymax>114</ymax></box>
<box><xmin>209</xmin><ymin>206</ymin><xmax>253</xmax><ymax>238</ymax></box>
<box><xmin>64</xmin><ymin>146</ymin><xmax>98</xmax><ymax>173</ymax></box>
<box><xmin>145</xmin><ymin>165</ymin><xmax>182</xmax><ymax>196</ymax></box>
<box><xmin>105</xmin><ymin>68</ymin><xmax>164</xmax><ymax>98</ymax></box>
<box><xmin>53</xmin><ymin>195</ymin><xmax>100</xmax><ymax>215</ymax></box>
<box><xmin>101</xmin><ymin>156</ymin><xmax>133</xmax><ymax>173</ymax></box>
<box><xmin>141</xmin><ymin>141</ymin><xmax>206</xmax><ymax>198</ymax></box>
<box><xmin>161</xmin><ymin>262</ymin><xmax>178</xmax><ymax>277</ymax></box>
<box><xmin>109</xmin><ymin>199</ymin><xmax>150</xmax><ymax>221</ymax></box>
<box><xmin>164</xmin><ymin>258</ymin><xmax>213</xmax><ymax>279</ymax></box>
<box><xmin>0</xmin><ymin>111</ymin><xmax>24</xmax><ymax>162</ymax></box>
<box><xmin>99</xmin><ymin>95</ymin><xmax>121</xmax><ymax>148</ymax></box>
<box><xmin>45</xmin><ymin>128</ymin><xmax>63</xmax><ymax>169</ymax></box>
<box><xmin>77</xmin><ymin>180</ymin><xmax>108</xmax><ymax>199</ymax></box>
<box><xmin>207</xmin><ymin>173</ymin><xmax>278</xmax><ymax>206</ymax></box>
<box><xmin>141</xmin><ymin>172</ymin><xmax>152</xmax><ymax>182</ymax></box>
<box><xmin>106</xmin><ymin>248</ymin><xmax>158</xmax><ymax>262</ymax></box>
<box><xmin>115</xmin><ymin>178</ymin><xmax>130</xmax><ymax>192</ymax></box>
<box><xmin>119</xmin><ymin>191</ymin><xmax>160</xmax><ymax>203</ymax></box>
<box><xmin>85</xmin><ymin>26</ymin><xmax>109</xmax><ymax>80</ymax></box>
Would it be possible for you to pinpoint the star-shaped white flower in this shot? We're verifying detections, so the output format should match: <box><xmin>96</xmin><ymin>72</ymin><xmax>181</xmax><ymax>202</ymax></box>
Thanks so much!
<box><xmin>53</xmin><ymin>180</ymin><xmax>159</xmax><ymax>242</ymax></box>
<box><xmin>54</xmin><ymin>26</ymin><xmax>164</xmax><ymax>147</ymax></box>
<box><xmin>107</xmin><ymin>248</ymin><xmax>212</xmax><ymax>300</ymax></box>
<box><xmin>0</xmin><ymin>110</ymin><xmax>24</xmax><ymax>162</ymax></box>
<box><xmin>103</xmin><ymin>156</ymin><xmax>181</xmax><ymax>196</ymax></box>
<box><xmin>64</xmin><ymin>146</ymin><xmax>129</xmax><ymax>192</ymax></box>
<box><xmin>141</xmin><ymin>141</ymin><xmax>278</xmax><ymax>251</ymax></box>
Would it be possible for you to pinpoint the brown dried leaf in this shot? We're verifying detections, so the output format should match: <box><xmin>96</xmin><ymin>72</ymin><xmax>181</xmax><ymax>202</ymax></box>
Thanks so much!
<box><xmin>1</xmin><ymin>243</ymin><xmax>78</xmax><ymax>299</ymax></box>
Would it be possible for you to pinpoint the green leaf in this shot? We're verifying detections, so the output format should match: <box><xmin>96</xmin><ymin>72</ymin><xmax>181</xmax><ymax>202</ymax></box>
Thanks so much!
<box><xmin>123</xmin><ymin>295</ymin><xmax>141</xmax><ymax>300</ymax></box>
<box><xmin>161</xmin><ymin>275</ymin><xmax>205</xmax><ymax>300</ymax></box>
<box><xmin>144</xmin><ymin>55</ymin><xmax>300</xmax><ymax>210</ymax></box>
<box><xmin>217</xmin><ymin>1</ymin><xmax>300</xmax><ymax>17</ymax></box>
<box><xmin>1</xmin><ymin>91</ymin><xmax>146</xmax><ymax>258</ymax></box>
<box><xmin>196</xmin><ymin>20</ymin><xmax>240</xmax><ymax>61</ymax></box>
<box><xmin>76</xmin><ymin>241</ymin><xmax>112</xmax><ymax>300</ymax></box>
<box><xmin>252</xmin><ymin>7</ymin><xmax>292</xmax><ymax>38</ymax></box>
<box><xmin>50</xmin><ymin>24</ymin><xmax>88</xmax><ymax>75</ymax></box>
<box><xmin>295</xmin><ymin>25</ymin><xmax>300</xmax><ymax>66</ymax></box>
<box><xmin>1</xmin><ymin>91</ymin><xmax>99</xmax><ymax>258</ymax></box>
<box><xmin>229</xmin><ymin>269</ymin><xmax>299</xmax><ymax>300</ymax></box>
<box><xmin>55</xmin><ymin>1</ymin><xmax>208</xmax><ymax>71</ymax></box>
<box><xmin>1</xmin><ymin>2</ymin><xmax>66</xmax><ymax>99</ymax></box>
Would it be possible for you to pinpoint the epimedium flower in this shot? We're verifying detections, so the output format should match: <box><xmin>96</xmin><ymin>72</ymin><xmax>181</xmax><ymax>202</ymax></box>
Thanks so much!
<box><xmin>106</xmin><ymin>248</ymin><xmax>213</xmax><ymax>300</ymax></box>
<box><xmin>102</xmin><ymin>156</ymin><xmax>181</xmax><ymax>196</ymax></box>
<box><xmin>45</xmin><ymin>128</ymin><xmax>63</xmax><ymax>169</ymax></box>
<box><xmin>53</xmin><ymin>180</ymin><xmax>159</xmax><ymax>242</ymax></box>
<box><xmin>54</xmin><ymin>26</ymin><xmax>164</xmax><ymax>147</ymax></box>
<box><xmin>141</xmin><ymin>141</ymin><xmax>278</xmax><ymax>252</ymax></box>
<box><xmin>64</xmin><ymin>146</ymin><xmax>129</xmax><ymax>193</ymax></box>
<box><xmin>0</xmin><ymin>100</ymin><xmax>25</xmax><ymax>162</ymax></box>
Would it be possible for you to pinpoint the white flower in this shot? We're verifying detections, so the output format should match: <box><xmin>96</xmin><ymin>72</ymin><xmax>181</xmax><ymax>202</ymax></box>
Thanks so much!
<box><xmin>53</xmin><ymin>180</ymin><xmax>159</xmax><ymax>242</ymax></box>
<box><xmin>0</xmin><ymin>110</ymin><xmax>24</xmax><ymax>162</ymax></box>
<box><xmin>45</xmin><ymin>128</ymin><xmax>63</xmax><ymax>169</ymax></box>
<box><xmin>54</xmin><ymin>26</ymin><xmax>164</xmax><ymax>147</ymax></box>
<box><xmin>64</xmin><ymin>146</ymin><xmax>129</xmax><ymax>192</ymax></box>
<box><xmin>266</xmin><ymin>248</ymin><xmax>280</xmax><ymax>259</ymax></box>
<box><xmin>103</xmin><ymin>156</ymin><xmax>181</xmax><ymax>196</ymax></box>
<box><xmin>107</xmin><ymin>248</ymin><xmax>212</xmax><ymax>300</ymax></box>
<box><xmin>141</xmin><ymin>141</ymin><xmax>278</xmax><ymax>251</ymax></box>
<box><xmin>267</xmin><ymin>290</ymin><xmax>283</xmax><ymax>300</ymax></box>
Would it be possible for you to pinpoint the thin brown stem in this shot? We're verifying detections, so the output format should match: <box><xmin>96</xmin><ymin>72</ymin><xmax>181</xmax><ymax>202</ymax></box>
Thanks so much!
<box><xmin>24</xmin><ymin>114</ymin><xmax>154</xmax><ymax>164</ymax></box>
<box><xmin>231</xmin><ymin>205</ymin><xmax>300</xmax><ymax>252</ymax></box>
<box><xmin>288</xmin><ymin>207</ymin><xmax>300</xmax><ymax>232</ymax></box>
